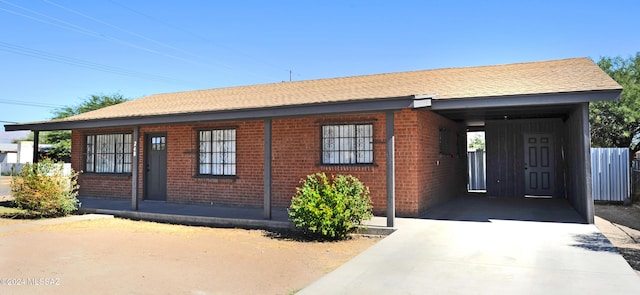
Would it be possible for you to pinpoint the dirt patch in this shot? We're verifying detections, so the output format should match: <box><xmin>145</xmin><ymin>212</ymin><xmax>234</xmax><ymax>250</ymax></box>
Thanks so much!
<box><xmin>595</xmin><ymin>203</ymin><xmax>640</xmax><ymax>233</ymax></box>
<box><xmin>595</xmin><ymin>203</ymin><xmax>640</xmax><ymax>276</ymax></box>
<box><xmin>0</xmin><ymin>218</ymin><xmax>28</xmax><ymax>226</ymax></box>
<box><xmin>0</xmin><ymin>197</ymin><xmax>37</xmax><ymax>225</ymax></box>
<box><xmin>0</xmin><ymin>217</ymin><xmax>381</xmax><ymax>294</ymax></box>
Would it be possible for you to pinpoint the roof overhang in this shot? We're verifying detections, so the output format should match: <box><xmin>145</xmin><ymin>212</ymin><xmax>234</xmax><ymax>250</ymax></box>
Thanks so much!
<box><xmin>4</xmin><ymin>89</ymin><xmax>621</xmax><ymax>132</ymax></box>
<box><xmin>4</xmin><ymin>95</ymin><xmax>419</xmax><ymax>132</ymax></box>
<box><xmin>431</xmin><ymin>89</ymin><xmax>621</xmax><ymax>125</ymax></box>
<box><xmin>430</xmin><ymin>89</ymin><xmax>620</xmax><ymax>111</ymax></box>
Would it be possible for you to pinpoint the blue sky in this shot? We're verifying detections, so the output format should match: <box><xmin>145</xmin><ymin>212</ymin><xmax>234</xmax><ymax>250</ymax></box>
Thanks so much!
<box><xmin>1</xmin><ymin>0</ymin><xmax>639</xmax><ymax>140</ymax></box>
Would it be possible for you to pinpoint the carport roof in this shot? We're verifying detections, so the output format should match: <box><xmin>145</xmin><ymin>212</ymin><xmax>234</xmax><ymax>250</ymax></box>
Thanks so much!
<box><xmin>4</xmin><ymin>57</ymin><xmax>622</xmax><ymax>131</ymax></box>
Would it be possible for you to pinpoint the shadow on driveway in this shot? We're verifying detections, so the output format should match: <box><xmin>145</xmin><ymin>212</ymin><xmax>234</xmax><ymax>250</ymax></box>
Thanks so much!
<box><xmin>618</xmin><ymin>247</ymin><xmax>640</xmax><ymax>272</ymax></box>
<box><xmin>571</xmin><ymin>232</ymin><xmax>618</xmax><ymax>253</ymax></box>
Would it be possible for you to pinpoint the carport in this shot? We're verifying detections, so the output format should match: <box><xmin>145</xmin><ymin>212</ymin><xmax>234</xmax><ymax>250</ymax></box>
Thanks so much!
<box><xmin>432</xmin><ymin>89</ymin><xmax>620</xmax><ymax>223</ymax></box>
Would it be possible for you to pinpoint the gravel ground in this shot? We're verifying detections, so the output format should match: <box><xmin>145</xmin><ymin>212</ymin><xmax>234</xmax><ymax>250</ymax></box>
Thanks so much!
<box><xmin>0</xmin><ymin>217</ymin><xmax>381</xmax><ymax>295</ymax></box>
<box><xmin>0</xmin><ymin>179</ymin><xmax>382</xmax><ymax>294</ymax></box>
<box><xmin>594</xmin><ymin>203</ymin><xmax>640</xmax><ymax>276</ymax></box>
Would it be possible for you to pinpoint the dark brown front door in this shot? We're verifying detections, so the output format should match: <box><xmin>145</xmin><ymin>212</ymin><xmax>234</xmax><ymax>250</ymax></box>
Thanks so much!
<box><xmin>145</xmin><ymin>133</ymin><xmax>167</xmax><ymax>201</ymax></box>
<box><xmin>524</xmin><ymin>134</ymin><xmax>554</xmax><ymax>197</ymax></box>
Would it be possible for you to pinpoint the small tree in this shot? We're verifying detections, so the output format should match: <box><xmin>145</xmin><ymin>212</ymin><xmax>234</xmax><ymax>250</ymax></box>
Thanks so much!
<box><xmin>11</xmin><ymin>159</ymin><xmax>80</xmax><ymax>217</ymax></box>
<box><xmin>288</xmin><ymin>173</ymin><xmax>373</xmax><ymax>240</ymax></box>
<box><xmin>45</xmin><ymin>93</ymin><xmax>129</xmax><ymax>162</ymax></box>
<box><xmin>590</xmin><ymin>54</ymin><xmax>640</xmax><ymax>155</ymax></box>
<box><xmin>468</xmin><ymin>133</ymin><xmax>485</xmax><ymax>151</ymax></box>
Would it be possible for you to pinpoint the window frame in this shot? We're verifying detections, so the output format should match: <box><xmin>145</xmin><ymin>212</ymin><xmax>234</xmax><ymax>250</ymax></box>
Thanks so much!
<box><xmin>196</xmin><ymin>128</ymin><xmax>237</xmax><ymax>177</ymax></box>
<box><xmin>321</xmin><ymin>123</ymin><xmax>374</xmax><ymax>165</ymax></box>
<box><xmin>84</xmin><ymin>133</ymin><xmax>133</xmax><ymax>174</ymax></box>
<box><xmin>439</xmin><ymin>127</ymin><xmax>451</xmax><ymax>155</ymax></box>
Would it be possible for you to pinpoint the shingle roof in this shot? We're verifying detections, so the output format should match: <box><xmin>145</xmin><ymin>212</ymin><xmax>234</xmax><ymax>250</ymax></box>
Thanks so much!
<box><xmin>51</xmin><ymin>57</ymin><xmax>623</xmax><ymax>123</ymax></box>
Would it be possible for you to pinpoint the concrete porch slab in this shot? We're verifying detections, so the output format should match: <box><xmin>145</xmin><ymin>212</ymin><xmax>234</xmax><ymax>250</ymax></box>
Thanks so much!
<box><xmin>77</xmin><ymin>197</ymin><xmax>395</xmax><ymax>235</ymax></box>
<box><xmin>77</xmin><ymin>197</ymin><xmax>294</xmax><ymax>230</ymax></box>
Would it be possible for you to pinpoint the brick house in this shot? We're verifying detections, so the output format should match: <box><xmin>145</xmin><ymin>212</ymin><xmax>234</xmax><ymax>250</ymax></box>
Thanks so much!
<box><xmin>4</xmin><ymin>58</ymin><xmax>621</xmax><ymax>225</ymax></box>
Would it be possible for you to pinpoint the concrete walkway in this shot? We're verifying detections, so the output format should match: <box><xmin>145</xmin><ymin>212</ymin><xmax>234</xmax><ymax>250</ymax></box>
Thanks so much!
<box><xmin>300</xmin><ymin>197</ymin><xmax>640</xmax><ymax>295</ymax></box>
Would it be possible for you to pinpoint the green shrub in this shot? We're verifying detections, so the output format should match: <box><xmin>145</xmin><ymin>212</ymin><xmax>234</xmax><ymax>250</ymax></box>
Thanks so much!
<box><xmin>288</xmin><ymin>173</ymin><xmax>373</xmax><ymax>240</ymax></box>
<box><xmin>10</xmin><ymin>159</ymin><xmax>79</xmax><ymax>218</ymax></box>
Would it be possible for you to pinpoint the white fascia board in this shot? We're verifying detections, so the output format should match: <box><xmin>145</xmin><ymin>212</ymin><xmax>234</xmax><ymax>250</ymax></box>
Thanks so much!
<box><xmin>412</xmin><ymin>94</ymin><xmax>435</xmax><ymax>108</ymax></box>
<box><xmin>431</xmin><ymin>90</ymin><xmax>621</xmax><ymax>110</ymax></box>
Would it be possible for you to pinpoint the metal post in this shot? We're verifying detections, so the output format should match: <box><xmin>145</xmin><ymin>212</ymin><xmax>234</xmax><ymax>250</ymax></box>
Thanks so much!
<box><xmin>131</xmin><ymin>126</ymin><xmax>140</xmax><ymax>211</ymax></box>
<box><xmin>32</xmin><ymin>130</ymin><xmax>39</xmax><ymax>163</ymax></box>
<box><xmin>386</xmin><ymin>111</ymin><xmax>396</xmax><ymax>227</ymax></box>
<box><xmin>264</xmin><ymin>119</ymin><xmax>272</xmax><ymax>219</ymax></box>
<box><xmin>579</xmin><ymin>103</ymin><xmax>594</xmax><ymax>223</ymax></box>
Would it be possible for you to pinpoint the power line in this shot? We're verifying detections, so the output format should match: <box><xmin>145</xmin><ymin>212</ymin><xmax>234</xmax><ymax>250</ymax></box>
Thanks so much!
<box><xmin>1</xmin><ymin>1</ymin><xmax>295</xmax><ymax>84</ymax></box>
<box><xmin>0</xmin><ymin>99</ymin><xmax>62</xmax><ymax>109</ymax></box>
<box><xmin>0</xmin><ymin>41</ymin><xmax>189</xmax><ymax>84</ymax></box>
<box><xmin>107</xmin><ymin>0</ymin><xmax>294</xmax><ymax>79</ymax></box>
<box><xmin>43</xmin><ymin>0</ymin><xmax>210</xmax><ymax>63</ymax></box>
<box><xmin>0</xmin><ymin>0</ymin><xmax>207</xmax><ymax>67</ymax></box>
<box><xmin>1</xmin><ymin>0</ymin><xmax>274</xmax><ymax>82</ymax></box>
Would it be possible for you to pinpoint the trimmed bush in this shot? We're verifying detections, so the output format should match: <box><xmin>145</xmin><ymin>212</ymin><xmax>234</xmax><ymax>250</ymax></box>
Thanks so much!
<box><xmin>288</xmin><ymin>173</ymin><xmax>373</xmax><ymax>240</ymax></box>
<box><xmin>10</xmin><ymin>159</ymin><xmax>80</xmax><ymax>218</ymax></box>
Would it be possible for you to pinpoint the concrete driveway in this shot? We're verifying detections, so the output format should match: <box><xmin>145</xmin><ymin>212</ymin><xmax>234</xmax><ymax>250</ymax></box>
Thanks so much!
<box><xmin>300</xmin><ymin>197</ymin><xmax>640</xmax><ymax>294</ymax></box>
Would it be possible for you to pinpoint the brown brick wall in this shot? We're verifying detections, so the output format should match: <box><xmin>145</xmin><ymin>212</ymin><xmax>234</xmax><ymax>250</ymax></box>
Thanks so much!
<box><xmin>393</xmin><ymin>109</ymin><xmax>420</xmax><ymax>216</ymax></box>
<box><xmin>415</xmin><ymin>110</ymin><xmax>467</xmax><ymax>214</ymax></box>
<box><xmin>72</xmin><ymin>109</ymin><xmax>465</xmax><ymax>216</ymax></box>
<box><xmin>271</xmin><ymin>113</ymin><xmax>388</xmax><ymax>213</ymax></box>
<box><xmin>389</xmin><ymin>109</ymin><xmax>466</xmax><ymax>216</ymax></box>
<box><xmin>138</xmin><ymin>122</ymin><xmax>264</xmax><ymax>207</ymax></box>
<box><xmin>71</xmin><ymin>128</ymin><xmax>133</xmax><ymax>199</ymax></box>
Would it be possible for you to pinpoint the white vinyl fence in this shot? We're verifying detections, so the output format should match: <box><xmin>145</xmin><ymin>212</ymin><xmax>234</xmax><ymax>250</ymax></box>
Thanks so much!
<box><xmin>0</xmin><ymin>163</ymin><xmax>24</xmax><ymax>176</ymax></box>
<box><xmin>0</xmin><ymin>163</ymin><xmax>71</xmax><ymax>176</ymax></box>
<box><xmin>468</xmin><ymin>150</ymin><xmax>486</xmax><ymax>191</ymax></box>
<box><xmin>591</xmin><ymin>148</ymin><xmax>630</xmax><ymax>202</ymax></box>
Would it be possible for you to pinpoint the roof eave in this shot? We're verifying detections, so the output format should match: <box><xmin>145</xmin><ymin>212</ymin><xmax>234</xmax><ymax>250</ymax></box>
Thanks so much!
<box><xmin>4</xmin><ymin>96</ymin><xmax>416</xmax><ymax>132</ymax></box>
<box><xmin>430</xmin><ymin>89</ymin><xmax>622</xmax><ymax>110</ymax></box>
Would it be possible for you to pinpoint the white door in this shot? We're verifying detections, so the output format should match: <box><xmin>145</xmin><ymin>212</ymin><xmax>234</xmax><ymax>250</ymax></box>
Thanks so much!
<box><xmin>524</xmin><ymin>134</ymin><xmax>554</xmax><ymax>197</ymax></box>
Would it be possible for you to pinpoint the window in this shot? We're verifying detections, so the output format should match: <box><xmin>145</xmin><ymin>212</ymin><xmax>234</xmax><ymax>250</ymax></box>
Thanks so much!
<box><xmin>198</xmin><ymin>129</ymin><xmax>236</xmax><ymax>176</ymax></box>
<box><xmin>439</xmin><ymin>127</ymin><xmax>450</xmax><ymax>154</ymax></box>
<box><xmin>85</xmin><ymin>133</ymin><xmax>132</xmax><ymax>173</ymax></box>
<box><xmin>151</xmin><ymin>136</ymin><xmax>166</xmax><ymax>151</ymax></box>
<box><xmin>322</xmin><ymin>124</ymin><xmax>373</xmax><ymax>164</ymax></box>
